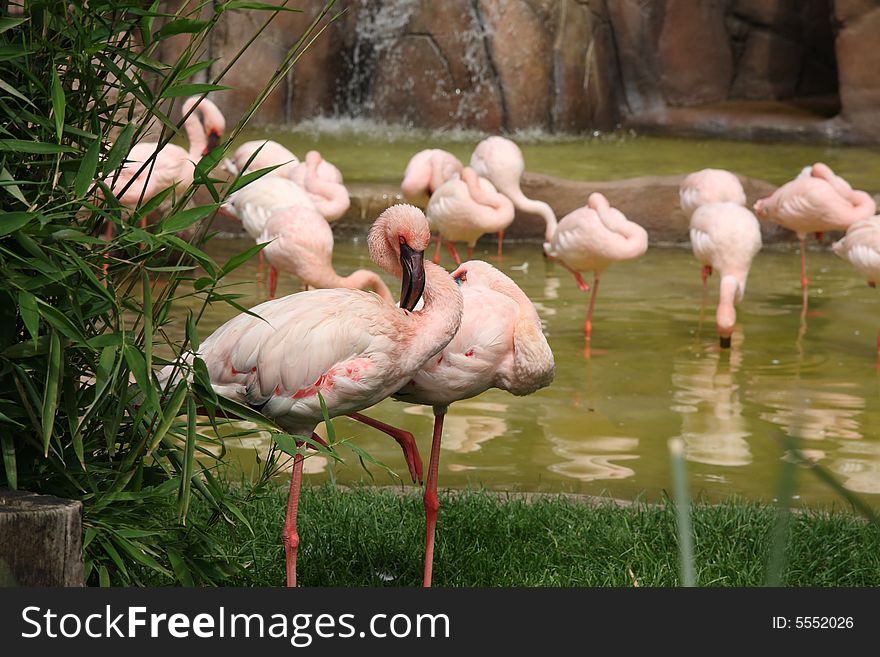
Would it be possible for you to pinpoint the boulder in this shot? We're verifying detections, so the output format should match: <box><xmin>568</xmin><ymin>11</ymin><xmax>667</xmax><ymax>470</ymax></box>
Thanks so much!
<box><xmin>836</xmin><ymin>6</ymin><xmax>880</xmax><ymax>138</ymax></box>
<box><xmin>730</xmin><ymin>29</ymin><xmax>803</xmax><ymax>100</ymax></box>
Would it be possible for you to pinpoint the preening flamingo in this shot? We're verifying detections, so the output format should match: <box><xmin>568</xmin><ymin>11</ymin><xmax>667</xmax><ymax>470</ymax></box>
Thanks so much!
<box><xmin>400</xmin><ymin>149</ymin><xmax>464</xmax><ymax>206</ymax></box>
<box><xmin>754</xmin><ymin>163</ymin><xmax>876</xmax><ymax>298</ymax></box>
<box><xmin>259</xmin><ymin>204</ymin><xmax>394</xmax><ymax>302</ymax></box>
<box><xmin>544</xmin><ymin>192</ymin><xmax>648</xmax><ymax>340</ymax></box>
<box><xmin>832</xmin><ymin>216</ymin><xmax>880</xmax><ymax>353</ymax></box>
<box><xmin>106</xmin><ymin>95</ymin><xmax>226</xmax><ymax>224</ymax></box>
<box><xmin>221</xmin><ymin>175</ymin><xmax>317</xmax><ymax>294</ymax></box>
<box><xmin>679</xmin><ymin>168</ymin><xmax>748</xmax><ymax>292</ymax></box>
<box><xmin>292</xmin><ymin>150</ymin><xmax>350</xmax><ymax>223</ymax></box>
<box><xmin>354</xmin><ymin>260</ymin><xmax>554</xmax><ymax>585</ymax></box>
<box><xmin>688</xmin><ymin>202</ymin><xmax>762</xmax><ymax>348</ymax></box>
<box><xmin>160</xmin><ymin>204</ymin><xmax>463</xmax><ymax>587</ymax></box>
<box><xmin>223</xmin><ymin>139</ymin><xmax>299</xmax><ymax>179</ymax></box>
<box><xmin>426</xmin><ymin>167</ymin><xmax>514</xmax><ymax>265</ymax></box>
<box><xmin>470</xmin><ymin>136</ymin><xmax>557</xmax><ymax>256</ymax></box>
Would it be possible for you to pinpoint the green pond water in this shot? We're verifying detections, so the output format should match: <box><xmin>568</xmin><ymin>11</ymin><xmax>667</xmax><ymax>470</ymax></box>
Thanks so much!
<box><xmin>182</xmin><ymin>128</ymin><xmax>880</xmax><ymax>510</ymax></box>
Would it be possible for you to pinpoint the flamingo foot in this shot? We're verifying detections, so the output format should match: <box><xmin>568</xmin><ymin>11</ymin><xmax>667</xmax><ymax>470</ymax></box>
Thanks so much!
<box><xmin>573</xmin><ymin>272</ymin><xmax>590</xmax><ymax>292</ymax></box>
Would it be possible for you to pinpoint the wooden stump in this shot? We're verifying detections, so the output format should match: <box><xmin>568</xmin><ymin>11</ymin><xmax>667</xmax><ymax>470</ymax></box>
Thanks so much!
<box><xmin>0</xmin><ymin>489</ymin><xmax>84</xmax><ymax>586</ymax></box>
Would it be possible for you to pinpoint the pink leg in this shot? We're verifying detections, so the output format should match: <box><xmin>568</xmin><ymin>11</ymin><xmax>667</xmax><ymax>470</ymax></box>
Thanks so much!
<box><xmin>446</xmin><ymin>241</ymin><xmax>461</xmax><ymax>265</ymax></box>
<box><xmin>701</xmin><ymin>264</ymin><xmax>712</xmax><ymax>294</ymax></box>
<box><xmin>433</xmin><ymin>235</ymin><xmax>443</xmax><ymax>265</ymax></box>
<box><xmin>585</xmin><ymin>272</ymin><xmax>601</xmax><ymax>339</ymax></box>
<box><xmin>799</xmin><ymin>235</ymin><xmax>809</xmax><ymax>291</ymax></box>
<box><xmin>257</xmin><ymin>251</ymin><xmax>265</xmax><ymax>294</ymax></box>
<box><xmin>347</xmin><ymin>412</ymin><xmax>424</xmax><ymax>484</ymax></box>
<box><xmin>423</xmin><ymin>411</ymin><xmax>445</xmax><ymax>587</ymax></box>
<box><xmin>558</xmin><ymin>260</ymin><xmax>589</xmax><ymax>291</ymax></box>
<box><xmin>466</xmin><ymin>245</ymin><xmax>474</xmax><ymax>261</ymax></box>
<box><xmin>269</xmin><ymin>266</ymin><xmax>279</xmax><ymax>300</ymax></box>
<box><xmin>497</xmin><ymin>229</ymin><xmax>504</xmax><ymax>258</ymax></box>
<box><xmin>283</xmin><ymin>447</ymin><xmax>306</xmax><ymax>587</ymax></box>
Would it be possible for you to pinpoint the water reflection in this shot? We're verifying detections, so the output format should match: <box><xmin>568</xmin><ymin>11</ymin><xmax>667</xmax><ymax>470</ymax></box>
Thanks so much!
<box><xmin>670</xmin><ymin>334</ymin><xmax>753</xmax><ymax>467</ymax></box>
<box><xmin>549</xmin><ymin>436</ymin><xmax>639</xmax><ymax>482</ymax></box>
<box><xmin>756</xmin><ymin>387</ymin><xmax>864</xmax><ymax>441</ymax></box>
<box><xmin>402</xmin><ymin>401</ymin><xmax>509</xmax><ymax>455</ymax></box>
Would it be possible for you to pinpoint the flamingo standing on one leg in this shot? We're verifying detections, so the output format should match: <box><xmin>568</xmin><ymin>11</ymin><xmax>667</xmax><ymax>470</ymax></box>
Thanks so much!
<box><xmin>688</xmin><ymin>202</ymin><xmax>762</xmax><ymax>348</ymax></box>
<box><xmin>352</xmin><ymin>260</ymin><xmax>554</xmax><ymax>586</ymax></box>
<box><xmin>426</xmin><ymin>167</ymin><xmax>514</xmax><ymax>265</ymax></box>
<box><xmin>106</xmin><ymin>95</ymin><xmax>226</xmax><ymax>226</ymax></box>
<box><xmin>679</xmin><ymin>168</ymin><xmax>748</xmax><ymax>294</ymax></box>
<box><xmin>221</xmin><ymin>176</ymin><xmax>317</xmax><ymax>294</ymax></box>
<box><xmin>832</xmin><ymin>216</ymin><xmax>880</xmax><ymax>354</ymax></box>
<box><xmin>223</xmin><ymin>139</ymin><xmax>299</xmax><ymax>179</ymax></box>
<box><xmin>544</xmin><ymin>192</ymin><xmax>648</xmax><ymax>341</ymax></box>
<box><xmin>754</xmin><ymin>163</ymin><xmax>876</xmax><ymax>304</ymax></box>
<box><xmin>400</xmin><ymin>149</ymin><xmax>464</xmax><ymax>206</ymax></box>
<box><xmin>160</xmin><ymin>205</ymin><xmax>463</xmax><ymax>587</ymax></box>
<box><xmin>294</xmin><ymin>150</ymin><xmax>350</xmax><ymax>223</ymax></box>
<box><xmin>259</xmin><ymin>204</ymin><xmax>394</xmax><ymax>302</ymax></box>
<box><xmin>470</xmin><ymin>136</ymin><xmax>557</xmax><ymax>257</ymax></box>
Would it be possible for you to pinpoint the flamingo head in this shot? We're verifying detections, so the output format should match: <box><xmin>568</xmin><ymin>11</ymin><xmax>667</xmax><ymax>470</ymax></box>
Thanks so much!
<box><xmin>204</xmin><ymin>130</ymin><xmax>222</xmax><ymax>156</ymax></box>
<box><xmin>368</xmin><ymin>204</ymin><xmax>431</xmax><ymax>311</ymax></box>
<box><xmin>753</xmin><ymin>197</ymin><xmax>769</xmax><ymax>219</ymax></box>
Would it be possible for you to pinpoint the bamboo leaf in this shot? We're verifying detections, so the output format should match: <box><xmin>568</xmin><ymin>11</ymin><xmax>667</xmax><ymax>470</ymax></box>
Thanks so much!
<box><xmin>159</xmin><ymin>203</ymin><xmax>219</xmax><ymax>234</ymax></box>
<box><xmin>178</xmin><ymin>395</ymin><xmax>197</xmax><ymax>523</ymax></box>
<box><xmin>97</xmin><ymin>565</ymin><xmax>110</xmax><ymax>588</ymax></box>
<box><xmin>167</xmin><ymin>549</ymin><xmax>194</xmax><ymax>587</ymax></box>
<box><xmin>223</xmin><ymin>1</ymin><xmax>302</xmax><ymax>11</ymax></box>
<box><xmin>0</xmin><ymin>212</ymin><xmax>35</xmax><ymax>236</ymax></box>
<box><xmin>0</xmin><ymin>17</ymin><xmax>26</xmax><ymax>34</ymax></box>
<box><xmin>41</xmin><ymin>330</ymin><xmax>63</xmax><ymax>456</ymax></box>
<box><xmin>176</xmin><ymin>59</ymin><xmax>216</xmax><ymax>80</ymax></box>
<box><xmin>0</xmin><ymin>433</ymin><xmax>16</xmax><ymax>489</ymax></box>
<box><xmin>0</xmin><ymin>140</ymin><xmax>76</xmax><ymax>154</ymax></box>
<box><xmin>74</xmin><ymin>138</ymin><xmax>101</xmax><ymax>198</ymax></box>
<box><xmin>51</xmin><ymin>68</ymin><xmax>65</xmax><ymax>142</ymax></box>
<box><xmin>219</xmin><ymin>241</ymin><xmax>267</xmax><ymax>278</ymax></box>
<box><xmin>185</xmin><ymin>311</ymin><xmax>200</xmax><ymax>352</ymax></box>
<box><xmin>124</xmin><ymin>344</ymin><xmax>160</xmax><ymax>414</ymax></box>
<box><xmin>104</xmin><ymin>123</ymin><xmax>135</xmax><ymax>174</ymax></box>
<box><xmin>146</xmin><ymin>379</ymin><xmax>187</xmax><ymax>456</ymax></box>
<box><xmin>161</xmin><ymin>83</ymin><xmax>230</xmax><ymax>99</ymax></box>
<box><xmin>0</xmin><ymin>167</ymin><xmax>27</xmax><ymax>204</ymax></box>
<box><xmin>156</xmin><ymin>18</ymin><xmax>210</xmax><ymax>39</ymax></box>
<box><xmin>0</xmin><ymin>78</ymin><xmax>34</xmax><ymax>107</ymax></box>
<box><xmin>17</xmin><ymin>291</ymin><xmax>39</xmax><ymax>345</ymax></box>
<box><xmin>36</xmin><ymin>298</ymin><xmax>88</xmax><ymax>343</ymax></box>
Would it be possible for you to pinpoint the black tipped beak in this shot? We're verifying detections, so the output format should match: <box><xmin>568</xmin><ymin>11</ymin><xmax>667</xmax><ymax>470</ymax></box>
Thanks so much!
<box><xmin>720</xmin><ymin>335</ymin><xmax>732</xmax><ymax>349</ymax></box>
<box><xmin>399</xmin><ymin>243</ymin><xmax>426</xmax><ymax>312</ymax></box>
<box><xmin>207</xmin><ymin>131</ymin><xmax>221</xmax><ymax>153</ymax></box>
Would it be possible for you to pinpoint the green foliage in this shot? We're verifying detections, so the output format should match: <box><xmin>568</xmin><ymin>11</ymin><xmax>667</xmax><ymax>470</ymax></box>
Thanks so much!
<box><xmin>0</xmin><ymin>0</ymin><xmax>339</xmax><ymax>585</ymax></box>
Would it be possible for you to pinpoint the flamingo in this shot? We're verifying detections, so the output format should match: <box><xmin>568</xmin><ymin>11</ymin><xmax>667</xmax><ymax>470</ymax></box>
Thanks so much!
<box><xmin>544</xmin><ymin>192</ymin><xmax>648</xmax><ymax>340</ymax></box>
<box><xmin>688</xmin><ymin>202</ymin><xmax>762</xmax><ymax>348</ymax></box>
<box><xmin>754</xmin><ymin>163</ymin><xmax>876</xmax><ymax>298</ymax></box>
<box><xmin>353</xmin><ymin>260</ymin><xmax>554</xmax><ymax>585</ymax></box>
<box><xmin>221</xmin><ymin>176</ymin><xmax>317</xmax><ymax>293</ymax></box>
<box><xmin>470</xmin><ymin>136</ymin><xmax>557</xmax><ymax>257</ymax></box>
<box><xmin>400</xmin><ymin>149</ymin><xmax>464</xmax><ymax>206</ymax></box>
<box><xmin>161</xmin><ymin>204</ymin><xmax>463</xmax><ymax>587</ymax></box>
<box><xmin>106</xmin><ymin>95</ymin><xmax>226</xmax><ymax>226</ymax></box>
<box><xmin>426</xmin><ymin>167</ymin><xmax>514</xmax><ymax>265</ymax></box>
<box><xmin>832</xmin><ymin>216</ymin><xmax>880</xmax><ymax>353</ymax></box>
<box><xmin>223</xmin><ymin>139</ymin><xmax>299</xmax><ymax>179</ymax></box>
<box><xmin>259</xmin><ymin>204</ymin><xmax>394</xmax><ymax>302</ymax></box>
<box><xmin>679</xmin><ymin>168</ymin><xmax>748</xmax><ymax>292</ymax></box>
<box><xmin>293</xmin><ymin>150</ymin><xmax>350</xmax><ymax>223</ymax></box>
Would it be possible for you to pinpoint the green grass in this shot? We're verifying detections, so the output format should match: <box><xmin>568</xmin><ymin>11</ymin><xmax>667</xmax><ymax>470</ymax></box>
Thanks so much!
<box><xmin>148</xmin><ymin>483</ymin><xmax>880</xmax><ymax>587</ymax></box>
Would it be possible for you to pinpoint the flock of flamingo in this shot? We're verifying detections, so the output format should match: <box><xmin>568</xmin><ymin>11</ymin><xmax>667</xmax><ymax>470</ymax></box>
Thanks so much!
<box><xmin>109</xmin><ymin>95</ymin><xmax>880</xmax><ymax>587</ymax></box>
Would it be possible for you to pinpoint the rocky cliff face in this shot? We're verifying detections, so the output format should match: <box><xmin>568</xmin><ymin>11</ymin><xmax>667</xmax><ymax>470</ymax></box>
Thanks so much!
<box><xmin>159</xmin><ymin>0</ymin><xmax>880</xmax><ymax>143</ymax></box>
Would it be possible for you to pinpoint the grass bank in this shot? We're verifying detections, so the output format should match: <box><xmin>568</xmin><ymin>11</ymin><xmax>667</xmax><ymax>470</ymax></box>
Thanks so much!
<box><xmin>152</xmin><ymin>483</ymin><xmax>880</xmax><ymax>587</ymax></box>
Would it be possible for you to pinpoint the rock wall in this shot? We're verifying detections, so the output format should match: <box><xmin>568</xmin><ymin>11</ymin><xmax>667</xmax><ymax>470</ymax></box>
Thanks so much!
<box><xmin>158</xmin><ymin>0</ymin><xmax>880</xmax><ymax>142</ymax></box>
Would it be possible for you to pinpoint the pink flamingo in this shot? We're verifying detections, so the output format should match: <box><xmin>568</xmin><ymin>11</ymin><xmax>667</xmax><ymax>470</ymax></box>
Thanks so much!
<box><xmin>259</xmin><ymin>205</ymin><xmax>394</xmax><ymax>302</ymax></box>
<box><xmin>163</xmin><ymin>205</ymin><xmax>463</xmax><ymax>587</ymax></box>
<box><xmin>689</xmin><ymin>202</ymin><xmax>762</xmax><ymax>348</ymax></box>
<box><xmin>221</xmin><ymin>176</ymin><xmax>317</xmax><ymax>293</ymax></box>
<box><xmin>679</xmin><ymin>168</ymin><xmax>748</xmax><ymax>292</ymax></box>
<box><xmin>353</xmin><ymin>260</ymin><xmax>554</xmax><ymax>585</ymax></box>
<box><xmin>470</xmin><ymin>136</ymin><xmax>557</xmax><ymax>256</ymax></box>
<box><xmin>544</xmin><ymin>192</ymin><xmax>648</xmax><ymax>340</ymax></box>
<box><xmin>832</xmin><ymin>216</ymin><xmax>880</xmax><ymax>353</ymax></box>
<box><xmin>293</xmin><ymin>150</ymin><xmax>350</xmax><ymax>223</ymax></box>
<box><xmin>426</xmin><ymin>167</ymin><xmax>514</xmax><ymax>265</ymax></box>
<box><xmin>400</xmin><ymin>149</ymin><xmax>464</xmax><ymax>206</ymax></box>
<box><xmin>106</xmin><ymin>96</ymin><xmax>226</xmax><ymax>227</ymax></box>
<box><xmin>754</xmin><ymin>163</ymin><xmax>876</xmax><ymax>296</ymax></box>
<box><xmin>223</xmin><ymin>139</ymin><xmax>299</xmax><ymax>179</ymax></box>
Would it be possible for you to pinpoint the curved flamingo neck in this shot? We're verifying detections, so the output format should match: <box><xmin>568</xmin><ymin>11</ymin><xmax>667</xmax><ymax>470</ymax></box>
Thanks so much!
<box><xmin>404</xmin><ymin>262</ymin><xmax>463</xmax><ymax>370</ymax></box>
<box><xmin>333</xmin><ymin>269</ymin><xmax>394</xmax><ymax>303</ymax></box>
<box><xmin>182</xmin><ymin>106</ymin><xmax>207</xmax><ymax>162</ymax></box>
<box><xmin>717</xmin><ymin>275</ymin><xmax>739</xmax><ymax>336</ymax></box>
<box><xmin>507</xmin><ymin>187</ymin><xmax>557</xmax><ymax>242</ymax></box>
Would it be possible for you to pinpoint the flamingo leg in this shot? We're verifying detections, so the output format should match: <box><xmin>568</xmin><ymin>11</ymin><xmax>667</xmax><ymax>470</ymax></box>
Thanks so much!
<box><xmin>257</xmin><ymin>251</ymin><xmax>265</xmax><ymax>293</ymax></box>
<box><xmin>701</xmin><ymin>265</ymin><xmax>712</xmax><ymax>293</ymax></box>
<box><xmin>585</xmin><ymin>272</ymin><xmax>601</xmax><ymax>339</ymax></box>
<box><xmin>283</xmin><ymin>447</ymin><xmax>306</xmax><ymax>587</ymax></box>
<box><xmin>557</xmin><ymin>260</ymin><xmax>589</xmax><ymax>291</ymax></box>
<box><xmin>432</xmin><ymin>235</ymin><xmax>443</xmax><ymax>265</ymax></box>
<box><xmin>423</xmin><ymin>409</ymin><xmax>445</xmax><ymax>587</ymax></box>
<box><xmin>446</xmin><ymin>241</ymin><xmax>461</xmax><ymax>265</ymax></box>
<box><xmin>347</xmin><ymin>412</ymin><xmax>424</xmax><ymax>484</ymax></box>
<box><xmin>269</xmin><ymin>266</ymin><xmax>279</xmax><ymax>300</ymax></box>
<box><xmin>497</xmin><ymin>229</ymin><xmax>504</xmax><ymax>258</ymax></box>
<box><xmin>799</xmin><ymin>235</ymin><xmax>809</xmax><ymax>291</ymax></box>
<box><xmin>466</xmin><ymin>245</ymin><xmax>474</xmax><ymax>261</ymax></box>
